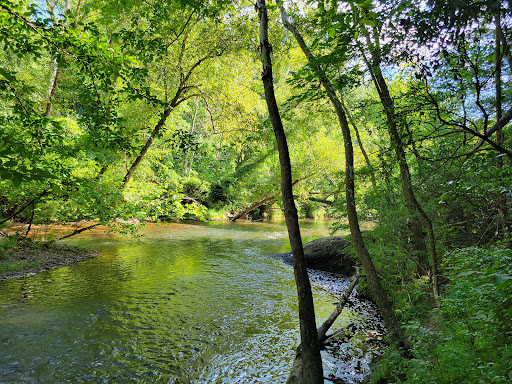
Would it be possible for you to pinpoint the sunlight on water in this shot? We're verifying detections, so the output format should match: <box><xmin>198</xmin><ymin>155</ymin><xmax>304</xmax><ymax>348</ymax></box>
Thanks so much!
<box><xmin>0</xmin><ymin>220</ymin><xmax>380</xmax><ymax>383</ymax></box>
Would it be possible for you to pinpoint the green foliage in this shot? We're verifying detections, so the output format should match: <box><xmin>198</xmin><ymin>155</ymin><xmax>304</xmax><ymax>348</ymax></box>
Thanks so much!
<box><xmin>0</xmin><ymin>260</ymin><xmax>36</xmax><ymax>273</ymax></box>
<box><xmin>182</xmin><ymin>176</ymin><xmax>211</xmax><ymax>203</ymax></box>
<box><xmin>355</xmin><ymin>223</ymin><xmax>435</xmax><ymax>322</ymax></box>
<box><xmin>370</xmin><ymin>246</ymin><xmax>512</xmax><ymax>384</ymax></box>
<box><xmin>0</xmin><ymin>0</ymin><xmax>511</xmax><ymax>383</ymax></box>
<box><xmin>0</xmin><ymin>235</ymin><xmax>18</xmax><ymax>258</ymax></box>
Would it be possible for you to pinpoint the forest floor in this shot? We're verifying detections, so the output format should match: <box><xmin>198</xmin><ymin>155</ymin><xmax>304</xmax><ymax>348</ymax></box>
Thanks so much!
<box><xmin>0</xmin><ymin>237</ymin><xmax>100</xmax><ymax>281</ymax></box>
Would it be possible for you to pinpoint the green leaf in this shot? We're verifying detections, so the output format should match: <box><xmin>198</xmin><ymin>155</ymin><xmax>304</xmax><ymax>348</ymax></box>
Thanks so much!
<box><xmin>456</xmin><ymin>270</ymin><xmax>477</xmax><ymax>277</ymax></box>
<box><xmin>361</xmin><ymin>19</ymin><xmax>376</xmax><ymax>27</ymax></box>
<box><xmin>0</xmin><ymin>68</ymin><xmax>16</xmax><ymax>82</ymax></box>
<box><xmin>12</xmin><ymin>172</ymin><xmax>22</xmax><ymax>187</ymax></box>
<box><xmin>329</xmin><ymin>29</ymin><xmax>336</xmax><ymax>39</ymax></box>
<box><xmin>493</xmin><ymin>273</ymin><xmax>512</xmax><ymax>289</ymax></box>
<box><xmin>51</xmin><ymin>184</ymin><xmax>63</xmax><ymax>194</ymax></box>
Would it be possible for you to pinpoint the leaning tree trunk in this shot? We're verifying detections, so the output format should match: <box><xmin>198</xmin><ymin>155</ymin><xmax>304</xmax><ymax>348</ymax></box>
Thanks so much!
<box><xmin>495</xmin><ymin>11</ymin><xmax>511</xmax><ymax>247</ymax></box>
<box><xmin>288</xmin><ymin>271</ymin><xmax>360</xmax><ymax>383</ymax></box>
<box><xmin>280</xmin><ymin>8</ymin><xmax>411</xmax><ymax>352</ymax></box>
<box><xmin>231</xmin><ymin>176</ymin><xmax>307</xmax><ymax>222</ymax></box>
<box><xmin>120</xmin><ymin>38</ymin><xmax>217</xmax><ymax>190</ymax></box>
<box><xmin>256</xmin><ymin>2</ymin><xmax>324</xmax><ymax>383</ymax></box>
<box><xmin>121</xmin><ymin>107</ymin><xmax>173</xmax><ymax>190</ymax></box>
<box><xmin>339</xmin><ymin>95</ymin><xmax>378</xmax><ymax>192</ymax></box>
<box><xmin>366</xmin><ymin>54</ymin><xmax>439</xmax><ymax>296</ymax></box>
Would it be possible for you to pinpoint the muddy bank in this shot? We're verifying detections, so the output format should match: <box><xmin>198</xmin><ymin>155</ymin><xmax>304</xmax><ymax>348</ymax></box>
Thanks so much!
<box><xmin>0</xmin><ymin>238</ymin><xmax>100</xmax><ymax>281</ymax></box>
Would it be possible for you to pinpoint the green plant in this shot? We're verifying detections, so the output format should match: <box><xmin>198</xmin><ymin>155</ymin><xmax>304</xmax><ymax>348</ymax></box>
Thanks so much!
<box><xmin>0</xmin><ymin>235</ymin><xmax>18</xmax><ymax>258</ymax></box>
<box><xmin>368</xmin><ymin>246</ymin><xmax>512</xmax><ymax>384</ymax></box>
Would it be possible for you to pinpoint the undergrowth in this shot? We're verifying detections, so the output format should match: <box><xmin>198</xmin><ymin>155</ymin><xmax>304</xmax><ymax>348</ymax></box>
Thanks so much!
<box><xmin>367</xmin><ymin>246</ymin><xmax>512</xmax><ymax>384</ymax></box>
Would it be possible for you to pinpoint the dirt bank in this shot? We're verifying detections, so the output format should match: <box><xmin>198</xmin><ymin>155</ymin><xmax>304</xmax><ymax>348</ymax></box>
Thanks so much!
<box><xmin>0</xmin><ymin>237</ymin><xmax>100</xmax><ymax>281</ymax></box>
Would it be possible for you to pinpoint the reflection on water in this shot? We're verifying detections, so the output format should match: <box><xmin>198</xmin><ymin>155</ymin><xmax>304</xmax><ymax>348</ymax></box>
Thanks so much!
<box><xmin>0</xmin><ymin>220</ymin><xmax>377</xmax><ymax>383</ymax></box>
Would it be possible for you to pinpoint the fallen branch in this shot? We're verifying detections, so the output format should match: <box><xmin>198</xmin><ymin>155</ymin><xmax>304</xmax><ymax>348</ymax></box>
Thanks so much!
<box><xmin>58</xmin><ymin>223</ymin><xmax>101</xmax><ymax>241</ymax></box>
<box><xmin>181</xmin><ymin>195</ymin><xmax>202</xmax><ymax>205</ymax></box>
<box><xmin>322</xmin><ymin>323</ymin><xmax>359</xmax><ymax>344</ymax></box>
<box><xmin>287</xmin><ymin>268</ymin><xmax>361</xmax><ymax>384</ymax></box>
<box><xmin>318</xmin><ymin>267</ymin><xmax>360</xmax><ymax>342</ymax></box>
<box><xmin>230</xmin><ymin>195</ymin><xmax>278</xmax><ymax>221</ymax></box>
<box><xmin>304</xmin><ymin>197</ymin><xmax>335</xmax><ymax>206</ymax></box>
<box><xmin>231</xmin><ymin>174</ymin><xmax>316</xmax><ymax>222</ymax></box>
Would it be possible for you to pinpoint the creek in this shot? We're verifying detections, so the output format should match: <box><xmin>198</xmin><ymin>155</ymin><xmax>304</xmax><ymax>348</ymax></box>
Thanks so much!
<box><xmin>0</xmin><ymin>220</ymin><xmax>383</xmax><ymax>383</ymax></box>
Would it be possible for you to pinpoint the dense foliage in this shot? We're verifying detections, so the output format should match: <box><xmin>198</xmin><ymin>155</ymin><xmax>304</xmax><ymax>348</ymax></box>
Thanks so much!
<box><xmin>1</xmin><ymin>0</ymin><xmax>511</xmax><ymax>382</ymax></box>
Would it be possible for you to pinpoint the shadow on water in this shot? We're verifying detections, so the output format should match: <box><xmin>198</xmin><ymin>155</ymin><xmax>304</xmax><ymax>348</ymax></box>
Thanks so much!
<box><xmin>0</xmin><ymin>220</ymin><xmax>381</xmax><ymax>383</ymax></box>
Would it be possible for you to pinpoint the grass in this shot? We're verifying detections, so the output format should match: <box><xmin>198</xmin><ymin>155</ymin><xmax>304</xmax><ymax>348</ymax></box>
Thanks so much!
<box><xmin>0</xmin><ymin>261</ymin><xmax>38</xmax><ymax>273</ymax></box>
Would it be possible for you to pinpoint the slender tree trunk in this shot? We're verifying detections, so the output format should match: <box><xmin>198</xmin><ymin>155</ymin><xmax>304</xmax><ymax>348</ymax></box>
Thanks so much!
<box><xmin>45</xmin><ymin>61</ymin><xmax>61</xmax><ymax>117</ymax></box>
<box><xmin>187</xmin><ymin>152</ymin><xmax>195</xmax><ymax>179</ymax></box>
<box><xmin>256</xmin><ymin>2</ymin><xmax>324</xmax><ymax>383</ymax></box>
<box><xmin>363</xmin><ymin>48</ymin><xmax>438</xmax><ymax>293</ymax></box>
<box><xmin>280</xmin><ymin>9</ymin><xmax>411</xmax><ymax>351</ymax></box>
<box><xmin>121</xmin><ymin>107</ymin><xmax>173</xmax><ymax>190</ymax></box>
<box><xmin>339</xmin><ymin>95</ymin><xmax>378</xmax><ymax>191</ymax></box>
<box><xmin>120</xmin><ymin>35</ymin><xmax>215</xmax><ymax>190</ymax></box>
<box><xmin>184</xmin><ymin>98</ymin><xmax>199</xmax><ymax>176</ymax></box>
<box><xmin>495</xmin><ymin>11</ymin><xmax>510</xmax><ymax>246</ymax></box>
<box><xmin>288</xmin><ymin>271</ymin><xmax>360</xmax><ymax>383</ymax></box>
<box><xmin>24</xmin><ymin>202</ymin><xmax>35</xmax><ymax>237</ymax></box>
<box><xmin>372</xmin><ymin>61</ymin><xmax>439</xmax><ymax>294</ymax></box>
<box><xmin>44</xmin><ymin>0</ymin><xmax>72</xmax><ymax>117</ymax></box>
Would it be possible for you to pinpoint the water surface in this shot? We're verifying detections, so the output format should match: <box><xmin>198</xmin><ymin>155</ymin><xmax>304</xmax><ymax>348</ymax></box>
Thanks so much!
<box><xmin>0</xmin><ymin>220</ymin><xmax>377</xmax><ymax>383</ymax></box>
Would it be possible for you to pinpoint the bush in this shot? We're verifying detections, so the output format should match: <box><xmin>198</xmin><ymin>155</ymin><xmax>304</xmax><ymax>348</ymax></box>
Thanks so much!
<box><xmin>369</xmin><ymin>246</ymin><xmax>512</xmax><ymax>384</ymax></box>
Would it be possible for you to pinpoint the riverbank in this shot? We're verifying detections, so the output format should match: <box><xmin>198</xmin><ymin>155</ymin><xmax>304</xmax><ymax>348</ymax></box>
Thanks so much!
<box><xmin>0</xmin><ymin>236</ymin><xmax>100</xmax><ymax>281</ymax></box>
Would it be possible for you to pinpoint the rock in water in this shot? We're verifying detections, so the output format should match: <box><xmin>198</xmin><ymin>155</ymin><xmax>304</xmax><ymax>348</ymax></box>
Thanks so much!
<box><xmin>303</xmin><ymin>236</ymin><xmax>356</xmax><ymax>276</ymax></box>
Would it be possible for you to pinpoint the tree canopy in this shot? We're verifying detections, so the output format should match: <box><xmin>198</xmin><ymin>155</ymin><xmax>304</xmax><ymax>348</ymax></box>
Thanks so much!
<box><xmin>1</xmin><ymin>0</ymin><xmax>511</xmax><ymax>382</ymax></box>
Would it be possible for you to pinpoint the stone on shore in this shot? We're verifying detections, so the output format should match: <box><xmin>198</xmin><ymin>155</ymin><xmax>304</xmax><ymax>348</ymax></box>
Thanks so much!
<box><xmin>303</xmin><ymin>236</ymin><xmax>356</xmax><ymax>275</ymax></box>
<box><xmin>270</xmin><ymin>236</ymin><xmax>356</xmax><ymax>276</ymax></box>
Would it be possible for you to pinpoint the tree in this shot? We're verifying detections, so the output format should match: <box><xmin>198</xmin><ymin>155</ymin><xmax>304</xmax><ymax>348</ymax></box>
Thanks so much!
<box><xmin>116</xmin><ymin>4</ymin><xmax>232</xmax><ymax>189</ymax></box>
<box><xmin>280</xmin><ymin>4</ymin><xmax>411</xmax><ymax>352</ymax></box>
<box><xmin>256</xmin><ymin>1</ymin><xmax>324</xmax><ymax>382</ymax></box>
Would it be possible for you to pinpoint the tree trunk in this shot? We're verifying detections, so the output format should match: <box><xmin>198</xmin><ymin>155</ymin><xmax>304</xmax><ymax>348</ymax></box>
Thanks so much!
<box><xmin>339</xmin><ymin>95</ymin><xmax>378</xmax><ymax>191</ymax></box>
<box><xmin>256</xmin><ymin>2</ymin><xmax>324</xmax><ymax>383</ymax></box>
<box><xmin>495</xmin><ymin>11</ymin><xmax>510</xmax><ymax>246</ymax></box>
<box><xmin>44</xmin><ymin>0</ymin><xmax>72</xmax><ymax>117</ymax></box>
<box><xmin>121</xmin><ymin>107</ymin><xmax>173</xmax><ymax>190</ymax></box>
<box><xmin>184</xmin><ymin>98</ymin><xmax>199</xmax><ymax>177</ymax></box>
<box><xmin>45</xmin><ymin>62</ymin><xmax>61</xmax><ymax>117</ymax></box>
<box><xmin>287</xmin><ymin>271</ymin><xmax>360</xmax><ymax>383</ymax></box>
<box><xmin>120</xmin><ymin>34</ymin><xmax>216</xmax><ymax>190</ymax></box>
<box><xmin>366</xmin><ymin>53</ymin><xmax>439</xmax><ymax>295</ymax></box>
<box><xmin>358</xmin><ymin>37</ymin><xmax>438</xmax><ymax>290</ymax></box>
<box><xmin>280</xmin><ymin>9</ymin><xmax>411</xmax><ymax>351</ymax></box>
